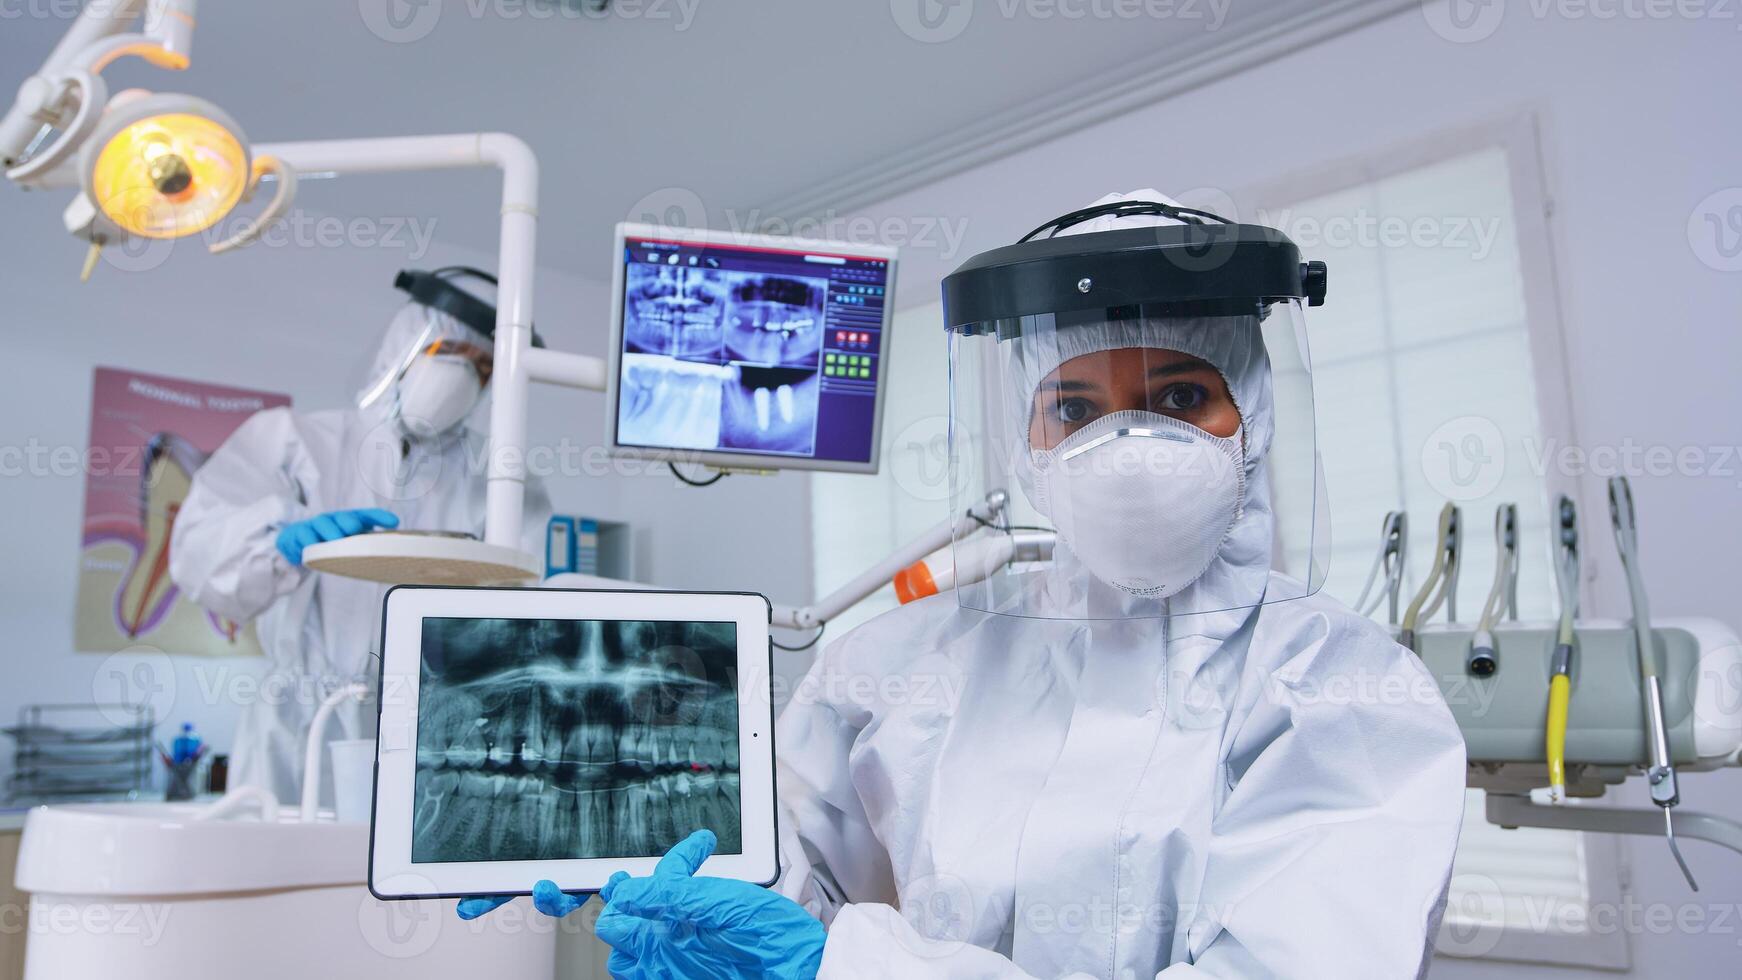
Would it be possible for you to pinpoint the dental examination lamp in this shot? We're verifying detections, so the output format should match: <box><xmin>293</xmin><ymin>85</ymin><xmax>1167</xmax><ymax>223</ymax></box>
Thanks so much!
<box><xmin>5</xmin><ymin>0</ymin><xmax>602</xmax><ymax>585</ymax></box>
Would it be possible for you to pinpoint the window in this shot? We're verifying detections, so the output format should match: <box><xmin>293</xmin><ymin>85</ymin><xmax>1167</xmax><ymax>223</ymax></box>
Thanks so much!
<box><xmin>1242</xmin><ymin>117</ymin><xmax>1627</xmax><ymax>970</ymax></box>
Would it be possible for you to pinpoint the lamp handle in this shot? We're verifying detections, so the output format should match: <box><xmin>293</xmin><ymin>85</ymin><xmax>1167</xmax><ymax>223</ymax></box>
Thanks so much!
<box><xmin>3</xmin><ymin>71</ymin><xmax>107</xmax><ymax>184</ymax></box>
<box><xmin>208</xmin><ymin>153</ymin><xmax>295</xmax><ymax>255</ymax></box>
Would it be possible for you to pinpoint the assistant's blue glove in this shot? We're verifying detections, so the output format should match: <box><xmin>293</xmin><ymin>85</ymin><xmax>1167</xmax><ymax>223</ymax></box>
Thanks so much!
<box><xmin>595</xmin><ymin>829</ymin><xmax>825</xmax><ymax>980</ymax></box>
<box><xmin>275</xmin><ymin>508</ymin><xmax>398</xmax><ymax>565</ymax></box>
<box><xmin>456</xmin><ymin>880</ymin><xmax>591</xmax><ymax>921</ymax></box>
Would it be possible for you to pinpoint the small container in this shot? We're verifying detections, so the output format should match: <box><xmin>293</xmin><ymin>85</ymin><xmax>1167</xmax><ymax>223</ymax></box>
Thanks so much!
<box><xmin>171</xmin><ymin>722</ymin><xmax>202</xmax><ymax>764</ymax></box>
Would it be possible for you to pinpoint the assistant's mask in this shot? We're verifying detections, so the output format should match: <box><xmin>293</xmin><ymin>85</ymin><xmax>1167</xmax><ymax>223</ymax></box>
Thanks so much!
<box><xmin>1030</xmin><ymin>411</ymin><xmax>1245</xmax><ymax>598</ymax></box>
<box><xmin>393</xmin><ymin>353</ymin><xmax>483</xmax><ymax>439</ymax></box>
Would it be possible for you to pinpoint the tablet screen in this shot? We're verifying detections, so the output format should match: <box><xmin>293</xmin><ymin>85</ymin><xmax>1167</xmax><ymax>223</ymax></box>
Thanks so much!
<box><xmin>412</xmin><ymin>617</ymin><xmax>742</xmax><ymax>863</ymax></box>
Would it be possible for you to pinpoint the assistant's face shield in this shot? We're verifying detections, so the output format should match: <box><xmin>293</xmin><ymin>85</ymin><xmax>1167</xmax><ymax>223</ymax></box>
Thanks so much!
<box><xmin>357</xmin><ymin>268</ymin><xmax>525</xmax><ymax>440</ymax></box>
<box><xmin>358</xmin><ymin>304</ymin><xmax>494</xmax><ymax>439</ymax></box>
<box><xmin>943</xmin><ymin>207</ymin><xmax>1331</xmax><ymax>621</ymax></box>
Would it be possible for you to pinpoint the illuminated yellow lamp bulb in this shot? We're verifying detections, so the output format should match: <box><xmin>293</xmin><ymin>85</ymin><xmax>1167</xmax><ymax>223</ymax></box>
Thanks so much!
<box><xmin>84</xmin><ymin>95</ymin><xmax>250</xmax><ymax>240</ymax></box>
<box><xmin>139</xmin><ymin>130</ymin><xmax>195</xmax><ymax>201</ymax></box>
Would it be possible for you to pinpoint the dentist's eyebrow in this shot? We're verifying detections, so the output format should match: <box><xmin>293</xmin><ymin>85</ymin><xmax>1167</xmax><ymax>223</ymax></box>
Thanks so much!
<box><xmin>1147</xmin><ymin>360</ymin><xmax>1211</xmax><ymax>379</ymax></box>
<box><xmin>1037</xmin><ymin>379</ymin><xmax>1103</xmax><ymax>392</ymax></box>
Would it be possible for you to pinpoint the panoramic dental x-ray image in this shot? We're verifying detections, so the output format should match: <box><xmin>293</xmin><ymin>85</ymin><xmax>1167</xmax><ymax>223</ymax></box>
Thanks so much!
<box><xmin>619</xmin><ymin>264</ymin><xmax>829</xmax><ymax>455</ymax></box>
<box><xmin>412</xmin><ymin>618</ymin><xmax>742</xmax><ymax>863</ymax></box>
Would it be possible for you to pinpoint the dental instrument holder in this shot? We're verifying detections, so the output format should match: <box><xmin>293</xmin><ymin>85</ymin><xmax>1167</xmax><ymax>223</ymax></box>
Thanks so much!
<box><xmin>1412</xmin><ymin>620</ymin><xmax>1742</xmax><ymax>871</ymax></box>
<box><xmin>163</xmin><ymin>758</ymin><xmax>199</xmax><ymax>802</ymax></box>
<box><xmin>1608</xmin><ymin>475</ymin><xmax>1698</xmax><ymax>890</ymax></box>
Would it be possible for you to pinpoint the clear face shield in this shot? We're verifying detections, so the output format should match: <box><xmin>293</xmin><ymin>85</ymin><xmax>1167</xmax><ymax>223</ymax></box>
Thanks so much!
<box><xmin>943</xmin><ymin>212</ymin><xmax>1331</xmax><ymax>621</ymax></box>
<box><xmin>357</xmin><ymin>269</ymin><xmax>508</xmax><ymax>439</ymax></box>
<box><xmin>357</xmin><ymin>306</ymin><xmax>494</xmax><ymax>438</ymax></box>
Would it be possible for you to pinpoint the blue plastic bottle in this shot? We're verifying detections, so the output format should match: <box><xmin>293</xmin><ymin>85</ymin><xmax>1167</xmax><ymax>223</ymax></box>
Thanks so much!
<box><xmin>171</xmin><ymin>722</ymin><xmax>202</xmax><ymax>764</ymax></box>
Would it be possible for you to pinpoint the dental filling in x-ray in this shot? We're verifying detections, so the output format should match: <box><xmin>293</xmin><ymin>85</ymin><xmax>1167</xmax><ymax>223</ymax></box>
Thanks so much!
<box><xmin>412</xmin><ymin>617</ymin><xmax>742</xmax><ymax>863</ymax></box>
<box><xmin>614</xmin><ymin>235</ymin><xmax>891</xmax><ymax>465</ymax></box>
<box><xmin>722</xmin><ymin>275</ymin><xmax>825</xmax><ymax>367</ymax></box>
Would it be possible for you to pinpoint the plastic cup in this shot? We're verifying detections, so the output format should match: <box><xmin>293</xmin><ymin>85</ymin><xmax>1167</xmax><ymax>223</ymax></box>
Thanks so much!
<box><xmin>328</xmin><ymin>738</ymin><xmax>377</xmax><ymax>824</ymax></box>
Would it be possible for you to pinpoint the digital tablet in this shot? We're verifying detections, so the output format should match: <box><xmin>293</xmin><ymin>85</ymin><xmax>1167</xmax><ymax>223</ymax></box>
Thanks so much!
<box><xmin>369</xmin><ymin>586</ymin><xmax>778</xmax><ymax>900</ymax></box>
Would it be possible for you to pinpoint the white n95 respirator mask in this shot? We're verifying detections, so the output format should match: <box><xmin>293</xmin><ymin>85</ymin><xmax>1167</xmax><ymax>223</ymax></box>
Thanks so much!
<box><xmin>393</xmin><ymin>356</ymin><xmax>482</xmax><ymax>439</ymax></box>
<box><xmin>1029</xmin><ymin>411</ymin><xmax>1245</xmax><ymax>599</ymax></box>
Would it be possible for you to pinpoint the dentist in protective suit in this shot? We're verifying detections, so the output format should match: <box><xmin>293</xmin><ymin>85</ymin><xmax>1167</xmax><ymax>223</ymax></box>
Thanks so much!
<box><xmin>470</xmin><ymin>196</ymin><xmax>1468</xmax><ymax>980</ymax></box>
<box><xmin>172</xmin><ymin>268</ymin><xmax>552</xmax><ymax>805</ymax></box>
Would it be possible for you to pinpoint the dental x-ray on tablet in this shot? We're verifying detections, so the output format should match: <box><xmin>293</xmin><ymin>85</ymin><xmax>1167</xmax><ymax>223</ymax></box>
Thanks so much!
<box><xmin>606</xmin><ymin>223</ymin><xmax>897</xmax><ymax>473</ymax></box>
<box><xmin>369</xmin><ymin>587</ymin><xmax>778</xmax><ymax>900</ymax></box>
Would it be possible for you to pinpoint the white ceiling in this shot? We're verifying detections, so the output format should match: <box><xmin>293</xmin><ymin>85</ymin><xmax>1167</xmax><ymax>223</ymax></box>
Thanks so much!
<box><xmin>3</xmin><ymin>0</ymin><xmax>1364</xmax><ymax>278</ymax></box>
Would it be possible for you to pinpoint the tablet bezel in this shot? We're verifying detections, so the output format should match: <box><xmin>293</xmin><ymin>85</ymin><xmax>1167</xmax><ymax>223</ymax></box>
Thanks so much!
<box><xmin>369</xmin><ymin>586</ymin><xmax>778</xmax><ymax>900</ymax></box>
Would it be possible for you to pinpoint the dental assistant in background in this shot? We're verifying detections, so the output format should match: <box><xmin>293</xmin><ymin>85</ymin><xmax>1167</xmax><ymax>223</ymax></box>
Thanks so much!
<box><xmin>556</xmin><ymin>193</ymin><xmax>1468</xmax><ymax>979</ymax></box>
<box><xmin>172</xmin><ymin>268</ymin><xmax>553</xmax><ymax>805</ymax></box>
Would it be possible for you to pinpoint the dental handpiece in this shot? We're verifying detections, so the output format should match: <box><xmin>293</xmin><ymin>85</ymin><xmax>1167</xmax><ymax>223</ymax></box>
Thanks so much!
<box><xmin>1468</xmin><ymin>503</ymin><xmax>1518</xmax><ymax>677</ymax></box>
<box><xmin>1400</xmin><ymin>503</ymin><xmax>1460</xmax><ymax>652</ymax></box>
<box><xmin>1608</xmin><ymin>476</ymin><xmax>1698</xmax><ymax>892</ymax></box>
<box><xmin>1546</xmin><ymin>495</ymin><xmax>1578</xmax><ymax>803</ymax></box>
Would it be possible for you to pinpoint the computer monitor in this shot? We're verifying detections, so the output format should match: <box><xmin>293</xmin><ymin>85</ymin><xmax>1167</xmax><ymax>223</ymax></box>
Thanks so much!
<box><xmin>606</xmin><ymin>223</ymin><xmax>897</xmax><ymax>474</ymax></box>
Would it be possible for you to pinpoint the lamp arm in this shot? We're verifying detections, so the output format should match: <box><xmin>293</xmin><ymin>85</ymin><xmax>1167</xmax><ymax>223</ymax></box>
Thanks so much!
<box><xmin>252</xmin><ymin>134</ymin><xmax>540</xmax><ymax>551</ymax></box>
<box><xmin>769</xmin><ymin>492</ymin><xmax>1011</xmax><ymax>630</ymax></box>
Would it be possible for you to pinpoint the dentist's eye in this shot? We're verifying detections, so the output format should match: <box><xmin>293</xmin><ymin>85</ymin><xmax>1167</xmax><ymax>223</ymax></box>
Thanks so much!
<box><xmin>1054</xmin><ymin>397</ymin><xmax>1097</xmax><ymax>424</ymax></box>
<box><xmin>1153</xmin><ymin>383</ymin><xmax>1208</xmax><ymax>413</ymax></box>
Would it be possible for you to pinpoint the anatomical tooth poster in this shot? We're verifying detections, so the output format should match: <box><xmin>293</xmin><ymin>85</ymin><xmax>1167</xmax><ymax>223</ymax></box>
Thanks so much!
<box><xmin>74</xmin><ymin>367</ymin><xmax>290</xmax><ymax>656</ymax></box>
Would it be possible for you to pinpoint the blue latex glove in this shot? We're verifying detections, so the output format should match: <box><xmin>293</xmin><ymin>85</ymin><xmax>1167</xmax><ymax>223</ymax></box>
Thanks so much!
<box><xmin>595</xmin><ymin>829</ymin><xmax>825</xmax><ymax>980</ymax></box>
<box><xmin>274</xmin><ymin>508</ymin><xmax>398</xmax><ymax>565</ymax></box>
<box><xmin>455</xmin><ymin>881</ymin><xmax>591</xmax><ymax>921</ymax></box>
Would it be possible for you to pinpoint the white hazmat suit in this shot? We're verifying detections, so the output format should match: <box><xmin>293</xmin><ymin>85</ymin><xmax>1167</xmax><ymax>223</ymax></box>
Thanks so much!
<box><xmin>171</xmin><ymin>301</ymin><xmax>552</xmax><ymax>805</ymax></box>
<box><xmin>770</xmin><ymin>195</ymin><xmax>1468</xmax><ymax>978</ymax></box>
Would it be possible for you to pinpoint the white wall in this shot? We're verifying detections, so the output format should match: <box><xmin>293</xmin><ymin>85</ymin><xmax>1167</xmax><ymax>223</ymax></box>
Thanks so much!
<box><xmin>854</xmin><ymin>6</ymin><xmax>1740</xmax><ymax>977</ymax></box>
<box><xmin>0</xmin><ymin>185</ymin><xmax>815</xmax><ymax>794</ymax></box>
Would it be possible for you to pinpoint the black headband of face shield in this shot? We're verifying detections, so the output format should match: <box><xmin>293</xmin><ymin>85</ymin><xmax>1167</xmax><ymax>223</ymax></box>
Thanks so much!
<box><xmin>1019</xmin><ymin>201</ymin><xmax>1236</xmax><ymax>243</ymax></box>
<box><xmin>393</xmin><ymin>266</ymin><xmax>546</xmax><ymax>348</ymax></box>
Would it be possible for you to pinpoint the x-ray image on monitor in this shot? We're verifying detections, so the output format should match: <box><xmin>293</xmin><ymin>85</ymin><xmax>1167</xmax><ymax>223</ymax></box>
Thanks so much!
<box><xmin>616</xmin><ymin>353</ymin><xmax>732</xmax><ymax>450</ymax></box>
<box><xmin>624</xmin><ymin>265</ymin><xmax>728</xmax><ymax>362</ymax></box>
<box><xmin>720</xmin><ymin>366</ymin><xmax>819</xmax><ymax>456</ymax></box>
<box><xmin>610</xmin><ymin>225</ymin><xmax>894</xmax><ymax>472</ymax></box>
<box><xmin>723</xmin><ymin>274</ymin><xmax>826</xmax><ymax>368</ymax></box>
<box><xmin>412</xmin><ymin>617</ymin><xmax>742</xmax><ymax>864</ymax></box>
